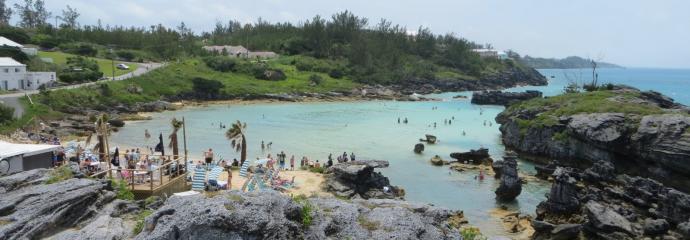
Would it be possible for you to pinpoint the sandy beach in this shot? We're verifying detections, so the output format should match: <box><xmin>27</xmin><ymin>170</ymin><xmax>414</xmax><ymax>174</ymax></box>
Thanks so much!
<box><xmin>216</xmin><ymin>168</ymin><xmax>329</xmax><ymax>197</ymax></box>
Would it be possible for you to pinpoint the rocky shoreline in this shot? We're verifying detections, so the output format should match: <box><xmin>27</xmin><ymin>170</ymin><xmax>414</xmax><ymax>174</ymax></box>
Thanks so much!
<box><xmin>0</xmin><ymin>164</ymin><xmax>472</xmax><ymax>240</ymax></box>
<box><xmin>496</xmin><ymin>86</ymin><xmax>690</xmax><ymax>191</ymax></box>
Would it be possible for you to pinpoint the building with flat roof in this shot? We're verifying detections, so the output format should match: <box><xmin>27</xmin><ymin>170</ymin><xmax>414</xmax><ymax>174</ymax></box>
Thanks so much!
<box><xmin>0</xmin><ymin>36</ymin><xmax>38</xmax><ymax>55</ymax></box>
<box><xmin>0</xmin><ymin>140</ymin><xmax>61</xmax><ymax>175</ymax></box>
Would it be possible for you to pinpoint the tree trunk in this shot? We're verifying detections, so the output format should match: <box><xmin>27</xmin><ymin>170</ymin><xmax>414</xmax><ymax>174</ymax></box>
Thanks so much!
<box><xmin>97</xmin><ymin>135</ymin><xmax>106</xmax><ymax>161</ymax></box>
<box><xmin>171</xmin><ymin>133</ymin><xmax>179</xmax><ymax>159</ymax></box>
<box><xmin>241</xmin><ymin>135</ymin><xmax>247</xmax><ymax>163</ymax></box>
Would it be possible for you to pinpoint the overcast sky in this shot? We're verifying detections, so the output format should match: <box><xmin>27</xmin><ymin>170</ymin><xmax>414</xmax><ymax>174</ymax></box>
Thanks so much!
<box><xmin>8</xmin><ymin>0</ymin><xmax>690</xmax><ymax>68</ymax></box>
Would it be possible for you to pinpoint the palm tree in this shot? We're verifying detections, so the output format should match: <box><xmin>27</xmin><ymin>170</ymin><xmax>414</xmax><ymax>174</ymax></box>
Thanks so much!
<box><xmin>226</xmin><ymin>120</ymin><xmax>247</xmax><ymax>164</ymax></box>
<box><xmin>168</xmin><ymin>118</ymin><xmax>183</xmax><ymax>159</ymax></box>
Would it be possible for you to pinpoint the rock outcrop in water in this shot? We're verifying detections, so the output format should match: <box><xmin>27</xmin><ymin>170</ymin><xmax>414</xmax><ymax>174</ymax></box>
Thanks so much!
<box><xmin>533</xmin><ymin>162</ymin><xmax>690</xmax><ymax>240</ymax></box>
<box><xmin>449</xmin><ymin>148</ymin><xmax>492</xmax><ymax>165</ymax></box>
<box><xmin>494</xmin><ymin>153</ymin><xmax>522</xmax><ymax>201</ymax></box>
<box><xmin>471</xmin><ymin>90</ymin><xmax>543</xmax><ymax>106</ymax></box>
<box><xmin>135</xmin><ymin>191</ymin><xmax>468</xmax><ymax>240</ymax></box>
<box><xmin>496</xmin><ymin>86</ymin><xmax>690</xmax><ymax>190</ymax></box>
<box><xmin>325</xmin><ymin>160</ymin><xmax>405</xmax><ymax>200</ymax></box>
<box><xmin>414</xmin><ymin>143</ymin><xmax>424</xmax><ymax>154</ymax></box>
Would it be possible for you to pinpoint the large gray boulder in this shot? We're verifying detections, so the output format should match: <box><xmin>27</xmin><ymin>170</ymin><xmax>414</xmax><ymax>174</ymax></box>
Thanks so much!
<box><xmin>325</xmin><ymin>160</ymin><xmax>404</xmax><ymax>200</ymax></box>
<box><xmin>584</xmin><ymin>201</ymin><xmax>633</xmax><ymax>235</ymax></box>
<box><xmin>536</xmin><ymin>167</ymin><xmax>581</xmax><ymax>216</ymax></box>
<box><xmin>135</xmin><ymin>191</ymin><xmax>465</xmax><ymax>240</ymax></box>
<box><xmin>0</xmin><ymin>170</ymin><xmax>115</xmax><ymax>240</ymax></box>
<box><xmin>471</xmin><ymin>90</ymin><xmax>542</xmax><ymax>106</ymax></box>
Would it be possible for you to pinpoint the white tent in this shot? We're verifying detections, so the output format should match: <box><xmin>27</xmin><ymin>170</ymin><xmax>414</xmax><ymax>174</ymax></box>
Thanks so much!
<box><xmin>0</xmin><ymin>140</ymin><xmax>61</xmax><ymax>174</ymax></box>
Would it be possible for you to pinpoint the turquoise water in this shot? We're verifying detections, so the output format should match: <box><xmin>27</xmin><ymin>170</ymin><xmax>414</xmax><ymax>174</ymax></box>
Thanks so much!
<box><xmin>110</xmin><ymin>68</ymin><xmax>689</xmax><ymax>235</ymax></box>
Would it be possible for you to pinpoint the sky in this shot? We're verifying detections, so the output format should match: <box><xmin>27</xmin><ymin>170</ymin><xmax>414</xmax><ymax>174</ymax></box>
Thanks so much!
<box><xmin>7</xmin><ymin>0</ymin><xmax>690</xmax><ymax>68</ymax></box>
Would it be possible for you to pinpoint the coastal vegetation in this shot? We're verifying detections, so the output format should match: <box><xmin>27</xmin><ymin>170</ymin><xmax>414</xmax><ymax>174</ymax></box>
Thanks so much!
<box><xmin>45</xmin><ymin>164</ymin><xmax>73</xmax><ymax>184</ymax></box>
<box><xmin>517</xmin><ymin>55</ymin><xmax>621</xmax><ymax>69</ymax></box>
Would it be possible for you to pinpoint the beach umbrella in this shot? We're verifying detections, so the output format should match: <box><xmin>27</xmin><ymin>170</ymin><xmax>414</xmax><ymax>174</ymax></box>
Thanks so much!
<box><xmin>154</xmin><ymin>133</ymin><xmax>165</xmax><ymax>156</ymax></box>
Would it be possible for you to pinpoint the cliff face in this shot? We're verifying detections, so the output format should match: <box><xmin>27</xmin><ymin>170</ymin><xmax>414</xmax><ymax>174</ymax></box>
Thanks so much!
<box><xmin>496</xmin><ymin>87</ymin><xmax>690</xmax><ymax>190</ymax></box>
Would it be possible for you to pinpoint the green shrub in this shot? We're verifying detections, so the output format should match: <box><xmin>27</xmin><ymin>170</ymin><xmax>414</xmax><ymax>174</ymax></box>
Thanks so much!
<box><xmin>0</xmin><ymin>47</ymin><xmax>29</xmax><ymax>63</ymax></box>
<box><xmin>116</xmin><ymin>50</ymin><xmax>137</xmax><ymax>61</ymax></box>
<box><xmin>309</xmin><ymin>74</ymin><xmax>323</xmax><ymax>85</ymax></box>
<box><xmin>191</xmin><ymin>77</ymin><xmax>224</xmax><ymax>95</ymax></box>
<box><xmin>460</xmin><ymin>227</ymin><xmax>486</xmax><ymax>240</ymax></box>
<box><xmin>0</xmin><ymin>104</ymin><xmax>14</xmax><ymax>125</ymax></box>
<box><xmin>114</xmin><ymin>179</ymin><xmax>134</xmax><ymax>200</ymax></box>
<box><xmin>328</xmin><ymin>68</ymin><xmax>345</xmax><ymax>79</ymax></box>
<box><xmin>0</xmin><ymin>26</ymin><xmax>30</xmax><ymax>43</ymax></box>
<box><xmin>292</xmin><ymin>194</ymin><xmax>314</xmax><ymax>228</ymax></box>
<box><xmin>309</xmin><ymin>166</ymin><xmax>325</xmax><ymax>174</ymax></box>
<box><xmin>133</xmin><ymin>210</ymin><xmax>153</xmax><ymax>234</ymax></box>
<box><xmin>202</xmin><ymin>56</ymin><xmax>237</xmax><ymax>72</ymax></box>
<box><xmin>46</xmin><ymin>165</ymin><xmax>74</xmax><ymax>184</ymax></box>
<box><xmin>60</xmin><ymin>42</ymin><xmax>98</xmax><ymax>57</ymax></box>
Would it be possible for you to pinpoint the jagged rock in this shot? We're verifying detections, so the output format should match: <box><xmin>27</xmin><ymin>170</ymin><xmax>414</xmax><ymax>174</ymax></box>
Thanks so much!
<box><xmin>537</xmin><ymin>167</ymin><xmax>581</xmax><ymax>216</ymax></box>
<box><xmin>643</xmin><ymin>218</ymin><xmax>670</xmax><ymax>235</ymax></box>
<box><xmin>677</xmin><ymin>221</ymin><xmax>690</xmax><ymax>239</ymax></box>
<box><xmin>0</xmin><ymin>170</ymin><xmax>116</xmax><ymax>240</ymax></box>
<box><xmin>419</xmin><ymin>134</ymin><xmax>437</xmax><ymax>144</ymax></box>
<box><xmin>325</xmin><ymin>160</ymin><xmax>404</xmax><ymax>200</ymax></box>
<box><xmin>585</xmin><ymin>201</ymin><xmax>633</xmax><ymax>235</ymax></box>
<box><xmin>0</xmin><ymin>168</ymin><xmax>51</xmax><ymax>193</ymax></box>
<box><xmin>135</xmin><ymin>191</ymin><xmax>464</xmax><ymax>240</ymax></box>
<box><xmin>535</xmin><ymin>161</ymin><xmax>558</xmax><ymax>180</ymax></box>
<box><xmin>496</xmin><ymin>87</ymin><xmax>690</xmax><ymax>191</ymax></box>
<box><xmin>414</xmin><ymin>143</ymin><xmax>424</xmax><ymax>154</ymax></box>
<box><xmin>132</xmin><ymin>101</ymin><xmax>173</xmax><ymax>112</ymax></box>
<box><xmin>551</xmin><ymin>224</ymin><xmax>583</xmax><ymax>240</ymax></box>
<box><xmin>449</xmin><ymin>148</ymin><xmax>492</xmax><ymax>165</ymax></box>
<box><xmin>430</xmin><ymin>155</ymin><xmax>445</xmax><ymax>166</ymax></box>
<box><xmin>471</xmin><ymin>90</ymin><xmax>543</xmax><ymax>106</ymax></box>
<box><xmin>495</xmin><ymin>153</ymin><xmax>522</xmax><ymax>201</ymax></box>
<box><xmin>583</xmin><ymin>160</ymin><xmax>616</xmax><ymax>183</ymax></box>
<box><xmin>108</xmin><ymin>119</ymin><xmax>126</xmax><ymax>128</ymax></box>
<box><xmin>659</xmin><ymin>190</ymin><xmax>690</xmax><ymax>224</ymax></box>
<box><xmin>492</xmin><ymin>160</ymin><xmax>504</xmax><ymax>179</ymax></box>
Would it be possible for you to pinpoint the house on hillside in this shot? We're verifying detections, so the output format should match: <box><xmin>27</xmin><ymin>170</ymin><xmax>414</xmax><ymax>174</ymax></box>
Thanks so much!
<box><xmin>0</xmin><ymin>36</ymin><xmax>38</xmax><ymax>56</ymax></box>
<box><xmin>0</xmin><ymin>57</ymin><xmax>57</xmax><ymax>91</ymax></box>
<box><xmin>248</xmin><ymin>51</ymin><xmax>278</xmax><ymax>59</ymax></box>
<box><xmin>472</xmin><ymin>49</ymin><xmax>509</xmax><ymax>60</ymax></box>
<box><xmin>202</xmin><ymin>45</ymin><xmax>278</xmax><ymax>59</ymax></box>
<box><xmin>202</xmin><ymin>45</ymin><xmax>249</xmax><ymax>58</ymax></box>
<box><xmin>0</xmin><ymin>140</ymin><xmax>61</xmax><ymax>175</ymax></box>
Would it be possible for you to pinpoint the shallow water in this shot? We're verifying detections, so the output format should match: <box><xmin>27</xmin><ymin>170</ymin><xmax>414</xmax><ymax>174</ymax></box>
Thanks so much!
<box><xmin>110</xmin><ymin>68</ymin><xmax>689</xmax><ymax>236</ymax></box>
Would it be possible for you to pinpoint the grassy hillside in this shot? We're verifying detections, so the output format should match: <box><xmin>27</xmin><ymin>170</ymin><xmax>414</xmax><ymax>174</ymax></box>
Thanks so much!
<box><xmin>34</xmin><ymin>56</ymin><xmax>359</xmax><ymax>111</ymax></box>
<box><xmin>38</xmin><ymin>51</ymin><xmax>138</xmax><ymax>77</ymax></box>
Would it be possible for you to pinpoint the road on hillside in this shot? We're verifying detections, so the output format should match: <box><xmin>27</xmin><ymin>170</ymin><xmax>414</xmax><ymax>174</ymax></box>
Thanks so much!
<box><xmin>0</xmin><ymin>62</ymin><xmax>165</xmax><ymax>118</ymax></box>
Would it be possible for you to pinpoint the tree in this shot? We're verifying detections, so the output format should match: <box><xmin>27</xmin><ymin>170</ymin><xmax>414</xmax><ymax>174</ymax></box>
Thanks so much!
<box><xmin>0</xmin><ymin>0</ymin><xmax>12</xmax><ymax>26</ymax></box>
<box><xmin>14</xmin><ymin>0</ymin><xmax>51</xmax><ymax>28</ymax></box>
<box><xmin>0</xmin><ymin>103</ymin><xmax>14</xmax><ymax>124</ymax></box>
<box><xmin>61</xmin><ymin>5</ymin><xmax>79</xmax><ymax>29</ymax></box>
<box><xmin>225</xmin><ymin>121</ymin><xmax>247</xmax><ymax>165</ymax></box>
<box><xmin>168</xmin><ymin>118</ymin><xmax>183</xmax><ymax>159</ymax></box>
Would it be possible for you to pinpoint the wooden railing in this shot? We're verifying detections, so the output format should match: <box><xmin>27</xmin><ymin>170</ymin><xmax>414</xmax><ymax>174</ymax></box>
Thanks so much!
<box><xmin>89</xmin><ymin>155</ymin><xmax>187</xmax><ymax>191</ymax></box>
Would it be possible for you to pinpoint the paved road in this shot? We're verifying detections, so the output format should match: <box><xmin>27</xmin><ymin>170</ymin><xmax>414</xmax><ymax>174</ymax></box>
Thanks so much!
<box><xmin>0</xmin><ymin>62</ymin><xmax>165</xmax><ymax>118</ymax></box>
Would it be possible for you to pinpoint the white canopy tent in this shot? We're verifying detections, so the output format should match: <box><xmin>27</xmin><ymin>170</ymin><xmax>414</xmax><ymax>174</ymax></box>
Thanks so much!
<box><xmin>0</xmin><ymin>140</ymin><xmax>61</xmax><ymax>174</ymax></box>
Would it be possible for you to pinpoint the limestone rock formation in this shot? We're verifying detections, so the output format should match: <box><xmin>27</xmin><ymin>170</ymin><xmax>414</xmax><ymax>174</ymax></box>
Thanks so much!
<box><xmin>449</xmin><ymin>148</ymin><xmax>492</xmax><ymax>165</ymax></box>
<box><xmin>494</xmin><ymin>154</ymin><xmax>522</xmax><ymax>201</ymax></box>
<box><xmin>135</xmin><ymin>191</ymin><xmax>466</xmax><ymax>240</ymax></box>
<box><xmin>325</xmin><ymin>160</ymin><xmax>404</xmax><ymax>200</ymax></box>
<box><xmin>471</xmin><ymin>90</ymin><xmax>543</xmax><ymax>106</ymax></box>
<box><xmin>414</xmin><ymin>143</ymin><xmax>424</xmax><ymax>154</ymax></box>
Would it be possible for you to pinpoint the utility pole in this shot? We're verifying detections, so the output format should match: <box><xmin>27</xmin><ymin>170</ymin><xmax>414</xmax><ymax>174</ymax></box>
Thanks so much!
<box><xmin>109</xmin><ymin>48</ymin><xmax>115</xmax><ymax>80</ymax></box>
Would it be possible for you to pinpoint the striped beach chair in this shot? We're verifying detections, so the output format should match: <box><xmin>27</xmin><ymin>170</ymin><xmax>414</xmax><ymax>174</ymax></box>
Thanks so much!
<box><xmin>191</xmin><ymin>167</ymin><xmax>207</xmax><ymax>191</ymax></box>
<box><xmin>207</xmin><ymin>166</ymin><xmax>223</xmax><ymax>181</ymax></box>
<box><xmin>239</xmin><ymin>160</ymin><xmax>250</xmax><ymax>177</ymax></box>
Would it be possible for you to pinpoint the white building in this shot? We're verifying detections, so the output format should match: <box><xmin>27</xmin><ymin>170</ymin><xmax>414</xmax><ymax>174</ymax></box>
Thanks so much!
<box><xmin>0</xmin><ymin>57</ymin><xmax>57</xmax><ymax>91</ymax></box>
<box><xmin>0</xmin><ymin>36</ymin><xmax>38</xmax><ymax>56</ymax></box>
<box><xmin>0</xmin><ymin>140</ymin><xmax>61</xmax><ymax>175</ymax></box>
<box><xmin>472</xmin><ymin>49</ymin><xmax>510</xmax><ymax>60</ymax></box>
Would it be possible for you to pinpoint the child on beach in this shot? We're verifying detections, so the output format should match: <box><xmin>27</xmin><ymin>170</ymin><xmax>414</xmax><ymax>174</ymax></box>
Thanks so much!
<box><xmin>290</xmin><ymin>155</ymin><xmax>295</xmax><ymax>170</ymax></box>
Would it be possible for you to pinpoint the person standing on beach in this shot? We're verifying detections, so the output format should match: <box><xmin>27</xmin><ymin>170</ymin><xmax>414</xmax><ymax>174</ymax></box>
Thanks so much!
<box><xmin>204</xmin><ymin>149</ymin><xmax>214</xmax><ymax>166</ymax></box>
<box><xmin>350</xmin><ymin>152</ymin><xmax>356</xmax><ymax>161</ymax></box>
<box><xmin>398</xmin><ymin>117</ymin><xmax>400</xmax><ymax>124</ymax></box>
<box><xmin>261</xmin><ymin>141</ymin><xmax>265</xmax><ymax>151</ymax></box>
<box><xmin>342</xmin><ymin>152</ymin><xmax>348</xmax><ymax>162</ymax></box>
<box><xmin>290</xmin><ymin>155</ymin><xmax>295</xmax><ymax>171</ymax></box>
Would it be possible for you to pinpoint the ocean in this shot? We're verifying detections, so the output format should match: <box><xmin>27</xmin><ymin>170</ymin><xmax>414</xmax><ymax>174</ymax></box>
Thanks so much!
<box><xmin>110</xmin><ymin>68</ymin><xmax>690</xmax><ymax>236</ymax></box>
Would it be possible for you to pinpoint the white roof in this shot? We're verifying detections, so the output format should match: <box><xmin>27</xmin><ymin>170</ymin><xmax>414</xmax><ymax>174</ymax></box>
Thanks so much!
<box><xmin>0</xmin><ymin>140</ymin><xmax>61</xmax><ymax>159</ymax></box>
<box><xmin>0</xmin><ymin>36</ymin><xmax>23</xmax><ymax>48</ymax></box>
<box><xmin>0</xmin><ymin>57</ymin><xmax>25</xmax><ymax>67</ymax></box>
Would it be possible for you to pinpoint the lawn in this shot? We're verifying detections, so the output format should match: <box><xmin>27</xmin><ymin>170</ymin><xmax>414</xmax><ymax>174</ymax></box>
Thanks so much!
<box><xmin>38</xmin><ymin>51</ymin><xmax>139</xmax><ymax>77</ymax></box>
<box><xmin>33</xmin><ymin>57</ymin><xmax>360</xmax><ymax>111</ymax></box>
